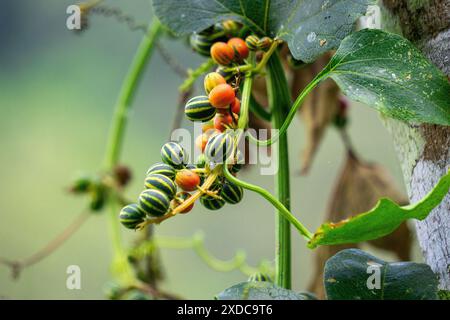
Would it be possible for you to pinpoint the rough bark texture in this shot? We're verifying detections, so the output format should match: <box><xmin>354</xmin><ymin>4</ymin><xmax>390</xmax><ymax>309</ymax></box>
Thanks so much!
<box><xmin>381</xmin><ymin>0</ymin><xmax>450</xmax><ymax>289</ymax></box>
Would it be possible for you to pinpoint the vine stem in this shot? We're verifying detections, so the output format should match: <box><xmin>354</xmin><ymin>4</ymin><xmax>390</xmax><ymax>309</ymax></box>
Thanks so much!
<box><xmin>104</xmin><ymin>19</ymin><xmax>162</xmax><ymax>169</ymax></box>
<box><xmin>223</xmin><ymin>165</ymin><xmax>313</xmax><ymax>241</ymax></box>
<box><xmin>267</xmin><ymin>52</ymin><xmax>293</xmax><ymax>289</ymax></box>
<box><xmin>103</xmin><ymin>19</ymin><xmax>162</xmax><ymax>286</ymax></box>
<box><xmin>248</xmin><ymin>70</ymin><xmax>327</xmax><ymax>146</ymax></box>
<box><xmin>129</xmin><ymin>232</ymin><xmax>273</xmax><ymax>277</ymax></box>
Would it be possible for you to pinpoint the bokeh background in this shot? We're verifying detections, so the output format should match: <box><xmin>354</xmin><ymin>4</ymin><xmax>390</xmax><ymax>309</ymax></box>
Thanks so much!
<box><xmin>0</xmin><ymin>0</ymin><xmax>420</xmax><ymax>299</ymax></box>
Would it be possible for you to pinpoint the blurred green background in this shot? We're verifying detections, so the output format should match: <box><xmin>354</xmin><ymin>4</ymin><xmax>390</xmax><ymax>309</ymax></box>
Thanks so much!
<box><xmin>0</xmin><ymin>0</ymin><xmax>420</xmax><ymax>299</ymax></box>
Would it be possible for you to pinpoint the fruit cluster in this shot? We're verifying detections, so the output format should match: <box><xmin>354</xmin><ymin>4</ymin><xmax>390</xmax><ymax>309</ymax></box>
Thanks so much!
<box><xmin>120</xmin><ymin>20</ymin><xmax>275</xmax><ymax>230</ymax></box>
<box><xmin>119</xmin><ymin>139</ymin><xmax>244</xmax><ymax>229</ymax></box>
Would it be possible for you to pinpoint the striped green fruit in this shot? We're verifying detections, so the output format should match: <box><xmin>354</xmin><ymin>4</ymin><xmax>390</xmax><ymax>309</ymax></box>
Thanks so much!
<box><xmin>119</xmin><ymin>204</ymin><xmax>145</xmax><ymax>229</ymax></box>
<box><xmin>205</xmin><ymin>133</ymin><xmax>234</xmax><ymax>164</ymax></box>
<box><xmin>189</xmin><ymin>33</ymin><xmax>214</xmax><ymax>57</ymax></box>
<box><xmin>245</xmin><ymin>35</ymin><xmax>259</xmax><ymax>51</ymax></box>
<box><xmin>220</xmin><ymin>20</ymin><xmax>240</xmax><ymax>35</ymax></box>
<box><xmin>230</xmin><ymin>149</ymin><xmax>244</xmax><ymax>173</ymax></box>
<box><xmin>185</xmin><ymin>96</ymin><xmax>216</xmax><ymax>122</ymax></box>
<box><xmin>258</xmin><ymin>37</ymin><xmax>273</xmax><ymax>51</ymax></box>
<box><xmin>220</xmin><ymin>181</ymin><xmax>243</xmax><ymax>204</ymax></box>
<box><xmin>200</xmin><ymin>194</ymin><xmax>226</xmax><ymax>211</ymax></box>
<box><xmin>248</xmin><ymin>272</ymin><xmax>272</xmax><ymax>282</ymax></box>
<box><xmin>144</xmin><ymin>173</ymin><xmax>177</xmax><ymax>198</ymax></box>
<box><xmin>146</xmin><ymin>162</ymin><xmax>176</xmax><ymax>179</ymax></box>
<box><xmin>138</xmin><ymin>189</ymin><xmax>170</xmax><ymax>217</ymax></box>
<box><xmin>161</xmin><ymin>142</ymin><xmax>188</xmax><ymax>169</ymax></box>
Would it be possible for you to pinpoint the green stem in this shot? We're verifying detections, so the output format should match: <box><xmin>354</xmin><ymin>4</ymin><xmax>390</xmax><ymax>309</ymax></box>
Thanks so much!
<box><xmin>237</xmin><ymin>53</ymin><xmax>255</xmax><ymax>129</ymax></box>
<box><xmin>223</xmin><ymin>165</ymin><xmax>313</xmax><ymax>241</ymax></box>
<box><xmin>267</xmin><ymin>52</ymin><xmax>292</xmax><ymax>289</ymax></box>
<box><xmin>179</xmin><ymin>59</ymin><xmax>215</xmax><ymax>92</ymax></box>
<box><xmin>248</xmin><ymin>70</ymin><xmax>327</xmax><ymax>146</ymax></box>
<box><xmin>104</xmin><ymin>19</ymin><xmax>162</xmax><ymax>169</ymax></box>
<box><xmin>103</xmin><ymin>19</ymin><xmax>162</xmax><ymax>285</ymax></box>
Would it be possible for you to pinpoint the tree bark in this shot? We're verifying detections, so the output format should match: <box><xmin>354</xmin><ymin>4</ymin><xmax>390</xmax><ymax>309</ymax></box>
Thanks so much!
<box><xmin>380</xmin><ymin>0</ymin><xmax>450</xmax><ymax>289</ymax></box>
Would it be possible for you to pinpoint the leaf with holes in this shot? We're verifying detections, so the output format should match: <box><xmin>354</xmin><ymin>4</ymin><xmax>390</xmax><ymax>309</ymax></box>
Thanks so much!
<box><xmin>321</xmin><ymin>29</ymin><xmax>450</xmax><ymax>125</ymax></box>
<box><xmin>324</xmin><ymin>249</ymin><xmax>438</xmax><ymax>300</ymax></box>
<box><xmin>308</xmin><ymin>169</ymin><xmax>450</xmax><ymax>249</ymax></box>
<box><xmin>152</xmin><ymin>0</ymin><xmax>375</xmax><ymax>62</ymax></box>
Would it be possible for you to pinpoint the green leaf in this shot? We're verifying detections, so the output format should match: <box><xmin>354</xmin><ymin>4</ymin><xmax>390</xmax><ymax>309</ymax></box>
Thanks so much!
<box><xmin>277</xmin><ymin>0</ymin><xmax>376</xmax><ymax>63</ymax></box>
<box><xmin>323</xmin><ymin>29</ymin><xmax>450</xmax><ymax>125</ymax></box>
<box><xmin>152</xmin><ymin>0</ymin><xmax>374</xmax><ymax>62</ymax></box>
<box><xmin>215</xmin><ymin>281</ymin><xmax>316</xmax><ymax>300</ymax></box>
<box><xmin>324</xmin><ymin>249</ymin><xmax>439</xmax><ymax>300</ymax></box>
<box><xmin>308</xmin><ymin>169</ymin><xmax>450</xmax><ymax>248</ymax></box>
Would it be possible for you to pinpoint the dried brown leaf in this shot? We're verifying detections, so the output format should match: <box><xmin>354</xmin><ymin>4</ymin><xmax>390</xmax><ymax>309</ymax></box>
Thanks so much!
<box><xmin>308</xmin><ymin>152</ymin><xmax>413</xmax><ymax>299</ymax></box>
<box><xmin>289</xmin><ymin>52</ymin><xmax>340</xmax><ymax>175</ymax></box>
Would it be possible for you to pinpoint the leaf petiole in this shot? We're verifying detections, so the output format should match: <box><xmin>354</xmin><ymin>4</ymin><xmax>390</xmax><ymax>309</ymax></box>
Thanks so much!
<box><xmin>222</xmin><ymin>164</ymin><xmax>313</xmax><ymax>240</ymax></box>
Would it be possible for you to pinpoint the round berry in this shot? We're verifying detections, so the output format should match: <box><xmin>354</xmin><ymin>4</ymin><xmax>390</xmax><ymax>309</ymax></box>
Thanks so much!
<box><xmin>227</xmin><ymin>37</ymin><xmax>249</xmax><ymax>60</ymax></box>
<box><xmin>175</xmin><ymin>169</ymin><xmax>201</xmax><ymax>192</ymax></box>
<box><xmin>146</xmin><ymin>162</ymin><xmax>176</xmax><ymax>179</ymax></box>
<box><xmin>119</xmin><ymin>204</ymin><xmax>145</xmax><ymax>229</ymax></box>
<box><xmin>214</xmin><ymin>113</ymin><xmax>233</xmax><ymax>132</ymax></box>
<box><xmin>209</xmin><ymin>83</ymin><xmax>235</xmax><ymax>109</ymax></box>
<box><xmin>139</xmin><ymin>189</ymin><xmax>171</xmax><ymax>217</ymax></box>
<box><xmin>221</xmin><ymin>181</ymin><xmax>244</xmax><ymax>204</ymax></box>
<box><xmin>230</xmin><ymin>98</ymin><xmax>241</xmax><ymax>114</ymax></box>
<box><xmin>161</xmin><ymin>142</ymin><xmax>188</xmax><ymax>169</ymax></box>
<box><xmin>258</xmin><ymin>37</ymin><xmax>273</xmax><ymax>51</ymax></box>
<box><xmin>185</xmin><ymin>95</ymin><xmax>216</xmax><ymax>122</ymax></box>
<box><xmin>144</xmin><ymin>173</ymin><xmax>177</xmax><ymax>198</ymax></box>
<box><xmin>210</xmin><ymin>42</ymin><xmax>235</xmax><ymax>65</ymax></box>
<box><xmin>204</xmin><ymin>72</ymin><xmax>226</xmax><ymax>94</ymax></box>
<box><xmin>200</xmin><ymin>195</ymin><xmax>226</xmax><ymax>211</ymax></box>
<box><xmin>172</xmin><ymin>192</ymin><xmax>194</xmax><ymax>214</ymax></box>
<box><xmin>220</xmin><ymin>20</ymin><xmax>240</xmax><ymax>36</ymax></box>
<box><xmin>190</xmin><ymin>33</ymin><xmax>213</xmax><ymax>57</ymax></box>
<box><xmin>205</xmin><ymin>132</ymin><xmax>234</xmax><ymax>164</ymax></box>
<box><xmin>245</xmin><ymin>35</ymin><xmax>259</xmax><ymax>51</ymax></box>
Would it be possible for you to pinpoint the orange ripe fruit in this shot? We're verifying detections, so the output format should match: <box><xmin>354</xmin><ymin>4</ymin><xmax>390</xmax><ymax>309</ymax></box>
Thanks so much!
<box><xmin>195</xmin><ymin>134</ymin><xmax>209</xmax><ymax>152</ymax></box>
<box><xmin>230</xmin><ymin>98</ymin><xmax>241</xmax><ymax>114</ymax></box>
<box><xmin>175</xmin><ymin>169</ymin><xmax>201</xmax><ymax>192</ymax></box>
<box><xmin>209</xmin><ymin>83</ymin><xmax>235</xmax><ymax>109</ymax></box>
<box><xmin>210</xmin><ymin>42</ymin><xmax>235</xmax><ymax>65</ymax></box>
<box><xmin>227</xmin><ymin>37</ymin><xmax>249</xmax><ymax>60</ymax></box>
<box><xmin>214</xmin><ymin>113</ymin><xmax>234</xmax><ymax>132</ymax></box>
<box><xmin>173</xmin><ymin>192</ymin><xmax>194</xmax><ymax>214</ymax></box>
<box><xmin>204</xmin><ymin>72</ymin><xmax>226</xmax><ymax>94</ymax></box>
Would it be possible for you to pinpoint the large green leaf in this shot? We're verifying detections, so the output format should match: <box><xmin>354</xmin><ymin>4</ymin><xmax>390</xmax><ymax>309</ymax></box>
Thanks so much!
<box><xmin>324</xmin><ymin>249</ymin><xmax>439</xmax><ymax>300</ymax></box>
<box><xmin>323</xmin><ymin>29</ymin><xmax>450</xmax><ymax>125</ymax></box>
<box><xmin>152</xmin><ymin>0</ymin><xmax>374</xmax><ymax>62</ymax></box>
<box><xmin>215</xmin><ymin>281</ymin><xmax>316</xmax><ymax>300</ymax></box>
<box><xmin>308</xmin><ymin>169</ymin><xmax>450</xmax><ymax>248</ymax></box>
<box><xmin>277</xmin><ymin>0</ymin><xmax>375</xmax><ymax>63</ymax></box>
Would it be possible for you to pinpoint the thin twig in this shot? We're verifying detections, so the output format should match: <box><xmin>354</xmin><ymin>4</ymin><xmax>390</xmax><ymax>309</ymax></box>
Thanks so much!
<box><xmin>0</xmin><ymin>211</ymin><xmax>90</xmax><ymax>279</ymax></box>
<box><xmin>156</xmin><ymin>42</ymin><xmax>189</xmax><ymax>78</ymax></box>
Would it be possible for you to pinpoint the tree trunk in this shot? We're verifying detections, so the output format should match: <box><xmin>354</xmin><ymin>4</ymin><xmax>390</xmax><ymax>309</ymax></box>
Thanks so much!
<box><xmin>380</xmin><ymin>0</ymin><xmax>450</xmax><ymax>289</ymax></box>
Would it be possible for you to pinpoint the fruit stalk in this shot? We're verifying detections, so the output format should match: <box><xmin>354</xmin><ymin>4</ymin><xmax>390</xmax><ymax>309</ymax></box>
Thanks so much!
<box><xmin>267</xmin><ymin>52</ymin><xmax>292</xmax><ymax>289</ymax></box>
